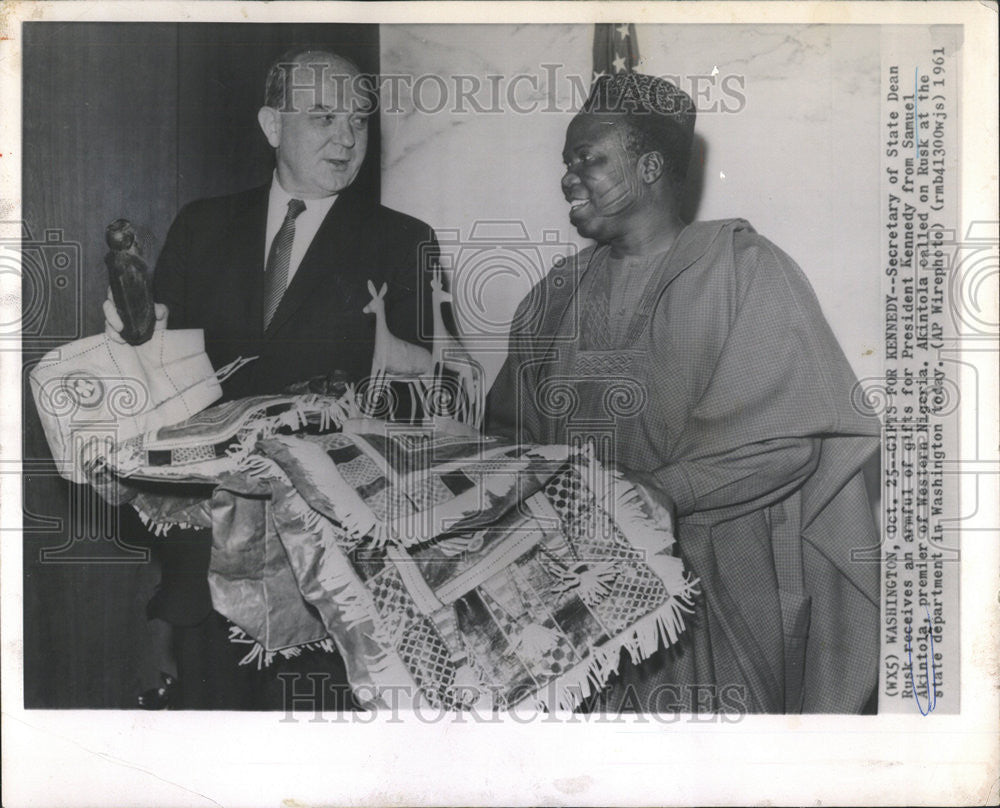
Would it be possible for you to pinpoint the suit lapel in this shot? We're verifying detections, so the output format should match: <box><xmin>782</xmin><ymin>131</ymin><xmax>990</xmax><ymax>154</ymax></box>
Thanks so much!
<box><xmin>264</xmin><ymin>192</ymin><xmax>363</xmax><ymax>338</ymax></box>
<box><xmin>220</xmin><ymin>185</ymin><xmax>269</xmax><ymax>335</ymax></box>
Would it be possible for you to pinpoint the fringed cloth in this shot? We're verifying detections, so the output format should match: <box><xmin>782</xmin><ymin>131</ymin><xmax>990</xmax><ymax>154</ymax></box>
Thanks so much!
<box><xmin>104</xmin><ymin>393</ymin><xmax>699</xmax><ymax>710</ymax></box>
<box><xmin>104</xmin><ymin>391</ymin><xmax>358</xmax><ymax>532</ymax></box>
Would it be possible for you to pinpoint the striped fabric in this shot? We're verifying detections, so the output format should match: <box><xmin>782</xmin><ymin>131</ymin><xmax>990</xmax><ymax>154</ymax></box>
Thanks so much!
<box><xmin>593</xmin><ymin>23</ymin><xmax>639</xmax><ymax>78</ymax></box>
<box><xmin>264</xmin><ymin>198</ymin><xmax>306</xmax><ymax>329</ymax></box>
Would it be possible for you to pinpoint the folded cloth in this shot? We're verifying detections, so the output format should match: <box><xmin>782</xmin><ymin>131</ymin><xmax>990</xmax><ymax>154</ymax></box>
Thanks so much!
<box><xmin>208</xmin><ymin>472</ymin><xmax>329</xmax><ymax>656</ymax></box>
<box><xmin>79</xmin><ymin>386</ymin><xmax>698</xmax><ymax>708</ymax></box>
<box><xmin>29</xmin><ymin>329</ymin><xmax>221</xmax><ymax>484</ymax></box>
<box><xmin>110</xmin><ymin>393</ymin><xmax>355</xmax><ymax>484</ymax></box>
<box><xmin>99</xmin><ymin>393</ymin><xmax>356</xmax><ymax>534</ymax></box>
<box><xmin>218</xmin><ymin>427</ymin><xmax>699</xmax><ymax>711</ymax></box>
<box><xmin>256</xmin><ymin>427</ymin><xmax>568</xmax><ymax>546</ymax></box>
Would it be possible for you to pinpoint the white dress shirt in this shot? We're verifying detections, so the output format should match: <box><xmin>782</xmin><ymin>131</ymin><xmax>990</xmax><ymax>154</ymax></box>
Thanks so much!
<box><xmin>264</xmin><ymin>173</ymin><xmax>338</xmax><ymax>289</ymax></box>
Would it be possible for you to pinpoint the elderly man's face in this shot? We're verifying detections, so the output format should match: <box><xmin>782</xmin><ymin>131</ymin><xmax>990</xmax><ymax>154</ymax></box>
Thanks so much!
<box><xmin>561</xmin><ymin>113</ymin><xmax>643</xmax><ymax>242</ymax></box>
<box><xmin>259</xmin><ymin>57</ymin><xmax>370</xmax><ymax>198</ymax></box>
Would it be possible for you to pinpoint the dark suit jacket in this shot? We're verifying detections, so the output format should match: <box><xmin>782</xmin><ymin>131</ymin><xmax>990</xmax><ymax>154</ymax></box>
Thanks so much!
<box><xmin>147</xmin><ymin>181</ymin><xmax>438</xmax><ymax>626</ymax></box>
<box><xmin>154</xmin><ymin>180</ymin><xmax>437</xmax><ymax>400</ymax></box>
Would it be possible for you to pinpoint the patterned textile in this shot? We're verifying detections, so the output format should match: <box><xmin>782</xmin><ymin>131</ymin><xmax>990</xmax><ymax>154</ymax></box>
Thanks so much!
<box><xmin>102</xmin><ymin>391</ymin><xmax>357</xmax><ymax>534</ymax></box>
<box><xmin>256</xmin><ymin>428</ymin><xmax>566</xmax><ymax>547</ymax></box>
<box><xmin>219</xmin><ymin>426</ymin><xmax>698</xmax><ymax>710</ymax></box>
<box><xmin>264</xmin><ymin>198</ymin><xmax>306</xmax><ymax>329</ymax></box>
<box><xmin>111</xmin><ymin>393</ymin><xmax>356</xmax><ymax>483</ymax></box>
<box><xmin>95</xmin><ymin>387</ymin><xmax>697</xmax><ymax>708</ymax></box>
<box><xmin>579</xmin><ymin>268</ymin><xmax>613</xmax><ymax>351</ymax></box>
<box><xmin>592</xmin><ymin>22</ymin><xmax>639</xmax><ymax>77</ymax></box>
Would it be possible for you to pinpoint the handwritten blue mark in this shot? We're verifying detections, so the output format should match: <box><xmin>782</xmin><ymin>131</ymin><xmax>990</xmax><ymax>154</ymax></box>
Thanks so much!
<box><xmin>904</xmin><ymin>605</ymin><xmax>938</xmax><ymax>715</ymax></box>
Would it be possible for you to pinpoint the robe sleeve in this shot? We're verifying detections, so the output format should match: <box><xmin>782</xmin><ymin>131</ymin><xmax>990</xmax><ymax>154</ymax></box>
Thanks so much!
<box><xmin>640</xmin><ymin>229</ymin><xmax>871</xmax><ymax>524</ymax></box>
<box><xmin>484</xmin><ymin>288</ymin><xmax>545</xmax><ymax>442</ymax></box>
<box><xmin>644</xmin><ymin>437</ymin><xmax>820</xmax><ymax>521</ymax></box>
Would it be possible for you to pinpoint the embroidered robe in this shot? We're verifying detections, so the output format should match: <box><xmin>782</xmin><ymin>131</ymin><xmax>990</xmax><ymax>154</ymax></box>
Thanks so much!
<box><xmin>486</xmin><ymin>219</ymin><xmax>881</xmax><ymax>713</ymax></box>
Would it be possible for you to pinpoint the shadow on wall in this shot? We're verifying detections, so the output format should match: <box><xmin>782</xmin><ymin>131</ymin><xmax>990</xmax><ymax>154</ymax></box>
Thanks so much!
<box><xmin>680</xmin><ymin>133</ymin><xmax>707</xmax><ymax>225</ymax></box>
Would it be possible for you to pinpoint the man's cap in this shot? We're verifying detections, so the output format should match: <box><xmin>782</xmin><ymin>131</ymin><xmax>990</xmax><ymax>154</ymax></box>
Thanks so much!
<box><xmin>582</xmin><ymin>72</ymin><xmax>696</xmax><ymax>140</ymax></box>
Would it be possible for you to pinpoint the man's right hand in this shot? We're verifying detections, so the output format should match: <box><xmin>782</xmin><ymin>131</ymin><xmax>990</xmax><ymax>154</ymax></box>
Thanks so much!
<box><xmin>103</xmin><ymin>287</ymin><xmax>168</xmax><ymax>343</ymax></box>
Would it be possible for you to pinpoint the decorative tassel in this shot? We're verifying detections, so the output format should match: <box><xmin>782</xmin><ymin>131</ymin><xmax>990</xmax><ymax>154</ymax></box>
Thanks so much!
<box><xmin>284</xmin><ymin>513</ymin><xmax>383</xmax><ymax>632</ymax></box>
<box><xmin>134</xmin><ymin>507</ymin><xmax>206</xmax><ymax>537</ymax></box>
<box><xmin>500</xmin><ymin>572</ymin><xmax>702</xmax><ymax>713</ymax></box>
<box><xmin>335</xmin><ymin>386</ymin><xmax>362</xmax><ymax>420</ymax></box>
<box><xmin>240</xmin><ymin>454</ymin><xmax>284</xmax><ymax>481</ymax></box>
<box><xmin>315</xmin><ymin>558</ymin><xmax>378</xmax><ymax>629</ymax></box>
<box><xmin>645</xmin><ymin>553</ymin><xmax>698</xmax><ymax>603</ymax></box>
<box><xmin>363</xmin><ymin>647</ymin><xmax>393</xmax><ymax>675</ymax></box>
<box><xmin>547</xmin><ymin>560</ymin><xmax>620</xmax><ymax>607</ymax></box>
<box><xmin>299</xmin><ymin>507</ymin><xmax>323</xmax><ymax>533</ymax></box>
<box><xmin>608</xmin><ymin>469</ymin><xmax>676</xmax><ymax>557</ymax></box>
<box><xmin>227</xmin><ymin>624</ymin><xmax>337</xmax><ymax>670</ymax></box>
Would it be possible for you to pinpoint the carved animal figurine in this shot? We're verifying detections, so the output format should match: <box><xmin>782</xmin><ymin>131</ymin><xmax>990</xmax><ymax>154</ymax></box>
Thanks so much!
<box><xmin>362</xmin><ymin>280</ymin><xmax>433</xmax><ymax>417</ymax></box>
<box><xmin>105</xmin><ymin>218</ymin><xmax>156</xmax><ymax>345</ymax></box>
<box><xmin>429</xmin><ymin>267</ymin><xmax>483</xmax><ymax>427</ymax></box>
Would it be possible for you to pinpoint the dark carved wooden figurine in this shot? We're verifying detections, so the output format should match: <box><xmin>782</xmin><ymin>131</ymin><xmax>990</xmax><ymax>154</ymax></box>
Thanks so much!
<box><xmin>105</xmin><ymin>218</ymin><xmax>156</xmax><ymax>345</ymax></box>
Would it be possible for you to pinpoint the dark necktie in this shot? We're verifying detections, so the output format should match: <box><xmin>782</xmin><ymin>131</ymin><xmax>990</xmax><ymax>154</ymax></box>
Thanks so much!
<box><xmin>263</xmin><ymin>197</ymin><xmax>306</xmax><ymax>329</ymax></box>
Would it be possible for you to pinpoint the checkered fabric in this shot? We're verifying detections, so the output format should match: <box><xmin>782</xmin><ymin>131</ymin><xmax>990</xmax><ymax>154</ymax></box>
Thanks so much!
<box><xmin>229</xmin><ymin>428</ymin><xmax>697</xmax><ymax>710</ymax></box>
<box><xmin>109</xmin><ymin>392</ymin><xmax>695</xmax><ymax>708</ymax></box>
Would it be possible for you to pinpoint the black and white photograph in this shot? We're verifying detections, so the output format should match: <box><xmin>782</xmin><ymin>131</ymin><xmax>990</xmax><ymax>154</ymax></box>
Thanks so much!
<box><xmin>2</xmin><ymin>2</ymin><xmax>997</xmax><ymax>806</ymax></box>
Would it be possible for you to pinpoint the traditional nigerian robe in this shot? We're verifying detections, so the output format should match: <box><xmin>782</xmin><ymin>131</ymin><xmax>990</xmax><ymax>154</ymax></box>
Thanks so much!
<box><xmin>486</xmin><ymin>219</ymin><xmax>881</xmax><ymax>713</ymax></box>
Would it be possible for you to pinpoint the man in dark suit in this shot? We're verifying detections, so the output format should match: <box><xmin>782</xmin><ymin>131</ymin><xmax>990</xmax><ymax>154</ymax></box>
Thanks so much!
<box><xmin>105</xmin><ymin>47</ymin><xmax>438</xmax><ymax>709</ymax></box>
